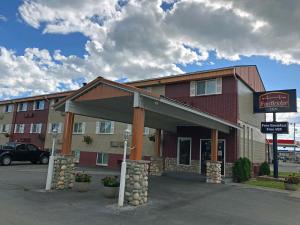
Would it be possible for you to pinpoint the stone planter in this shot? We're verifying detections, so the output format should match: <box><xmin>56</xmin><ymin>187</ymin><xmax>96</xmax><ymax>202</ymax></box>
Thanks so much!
<box><xmin>75</xmin><ymin>182</ymin><xmax>90</xmax><ymax>192</ymax></box>
<box><xmin>102</xmin><ymin>186</ymin><xmax>119</xmax><ymax>198</ymax></box>
<box><xmin>284</xmin><ymin>183</ymin><xmax>299</xmax><ymax>191</ymax></box>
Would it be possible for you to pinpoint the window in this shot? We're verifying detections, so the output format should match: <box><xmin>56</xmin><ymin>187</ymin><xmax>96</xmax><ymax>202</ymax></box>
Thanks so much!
<box><xmin>30</xmin><ymin>123</ymin><xmax>42</xmax><ymax>134</ymax></box>
<box><xmin>74</xmin><ymin>150</ymin><xmax>80</xmax><ymax>163</ymax></box>
<box><xmin>0</xmin><ymin>124</ymin><xmax>10</xmax><ymax>133</ymax></box>
<box><xmin>48</xmin><ymin>122</ymin><xmax>63</xmax><ymax>133</ymax></box>
<box><xmin>126</xmin><ymin>124</ymin><xmax>149</xmax><ymax>135</ymax></box>
<box><xmin>144</xmin><ymin>127</ymin><xmax>150</xmax><ymax>135</ymax></box>
<box><xmin>96</xmin><ymin>153</ymin><xmax>108</xmax><ymax>166</ymax></box>
<box><xmin>17</xmin><ymin>102</ymin><xmax>27</xmax><ymax>112</ymax></box>
<box><xmin>14</xmin><ymin>124</ymin><xmax>25</xmax><ymax>133</ymax></box>
<box><xmin>177</xmin><ymin>137</ymin><xmax>191</xmax><ymax>165</ymax></box>
<box><xmin>193</xmin><ymin>78</ymin><xmax>222</xmax><ymax>96</ymax></box>
<box><xmin>34</xmin><ymin>100</ymin><xmax>45</xmax><ymax>110</ymax></box>
<box><xmin>27</xmin><ymin>144</ymin><xmax>38</xmax><ymax>151</ymax></box>
<box><xmin>73</xmin><ymin>122</ymin><xmax>85</xmax><ymax>134</ymax></box>
<box><xmin>3</xmin><ymin>104</ymin><xmax>13</xmax><ymax>113</ymax></box>
<box><xmin>96</xmin><ymin>121</ymin><xmax>114</xmax><ymax>134</ymax></box>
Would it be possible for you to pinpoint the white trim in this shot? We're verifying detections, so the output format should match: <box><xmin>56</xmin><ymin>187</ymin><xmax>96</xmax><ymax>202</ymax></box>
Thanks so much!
<box><xmin>73</xmin><ymin>122</ymin><xmax>85</xmax><ymax>134</ymax></box>
<box><xmin>177</xmin><ymin>137</ymin><xmax>192</xmax><ymax>166</ymax></box>
<box><xmin>96</xmin><ymin>152</ymin><xmax>108</xmax><ymax>166</ymax></box>
<box><xmin>195</xmin><ymin>78</ymin><xmax>222</xmax><ymax>96</ymax></box>
<box><xmin>33</xmin><ymin>100</ymin><xmax>45</xmax><ymax>111</ymax></box>
<box><xmin>17</xmin><ymin>102</ymin><xmax>27</xmax><ymax>112</ymax></box>
<box><xmin>199</xmin><ymin>139</ymin><xmax>226</xmax><ymax>176</ymax></box>
<box><xmin>96</xmin><ymin>121</ymin><xmax>114</xmax><ymax>134</ymax></box>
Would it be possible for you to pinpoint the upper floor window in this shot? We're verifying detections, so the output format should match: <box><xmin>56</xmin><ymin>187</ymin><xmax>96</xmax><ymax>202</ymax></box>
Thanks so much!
<box><xmin>96</xmin><ymin>121</ymin><xmax>114</xmax><ymax>134</ymax></box>
<box><xmin>14</xmin><ymin>124</ymin><xmax>25</xmax><ymax>133</ymax></box>
<box><xmin>30</xmin><ymin>123</ymin><xmax>42</xmax><ymax>134</ymax></box>
<box><xmin>34</xmin><ymin>100</ymin><xmax>45</xmax><ymax>110</ymax></box>
<box><xmin>126</xmin><ymin>124</ymin><xmax>150</xmax><ymax>135</ymax></box>
<box><xmin>3</xmin><ymin>104</ymin><xmax>13</xmax><ymax>113</ymax></box>
<box><xmin>17</xmin><ymin>102</ymin><xmax>27</xmax><ymax>112</ymax></box>
<box><xmin>48</xmin><ymin>122</ymin><xmax>63</xmax><ymax>133</ymax></box>
<box><xmin>190</xmin><ymin>78</ymin><xmax>222</xmax><ymax>96</ymax></box>
<box><xmin>73</xmin><ymin>122</ymin><xmax>85</xmax><ymax>134</ymax></box>
<box><xmin>0</xmin><ymin>124</ymin><xmax>11</xmax><ymax>133</ymax></box>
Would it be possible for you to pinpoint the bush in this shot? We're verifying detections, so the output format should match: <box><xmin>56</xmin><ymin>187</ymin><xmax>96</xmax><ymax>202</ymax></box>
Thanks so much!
<box><xmin>259</xmin><ymin>162</ymin><xmax>270</xmax><ymax>176</ymax></box>
<box><xmin>232</xmin><ymin>157</ymin><xmax>252</xmax><ymax>183</ymax></box>
<box><xmin>101</xmin><ymin>176</ymin><xmax>120</xmax><ymax>187</ymax></box>
<box><xmin>284</xmin><ymin>174</ymin><xmax>300</xmax><ymax>184</ymax></box>
<box><xmin>75</xmin><ymin>172</ymin><xmax>91</xmax><ymax>183</ymax></box>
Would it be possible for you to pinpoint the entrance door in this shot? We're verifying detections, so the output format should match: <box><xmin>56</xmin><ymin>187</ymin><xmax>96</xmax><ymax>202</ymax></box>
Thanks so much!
<box><xmin>200</xmin><ymin>139</ymin><xmax>225</xmax><ymax>175</ymax></box>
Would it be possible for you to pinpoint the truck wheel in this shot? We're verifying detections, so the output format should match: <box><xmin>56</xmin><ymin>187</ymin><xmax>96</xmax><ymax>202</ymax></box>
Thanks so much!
<box><xmin>1</xmin><ymin>155</ymin><xmax>12</xmax><ymax>166</ymax></box>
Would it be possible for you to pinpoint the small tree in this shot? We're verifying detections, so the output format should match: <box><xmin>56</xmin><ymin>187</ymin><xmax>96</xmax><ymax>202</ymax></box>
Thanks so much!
<box><xmin>259</xmin><ymin>162</ymin><xmax>270</xmax><ymax>176</ymax></box>
<box><xmin>232</xmin><ymin>157</ymin><xmax>252</xmax><ymax>182</ymax></box>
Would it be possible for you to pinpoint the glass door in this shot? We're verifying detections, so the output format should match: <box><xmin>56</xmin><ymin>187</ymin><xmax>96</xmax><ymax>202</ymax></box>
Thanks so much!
<box><xmin>200</xmin><ymin>140</ymin><xmax>225</xmax><ymax>175</ymax></box>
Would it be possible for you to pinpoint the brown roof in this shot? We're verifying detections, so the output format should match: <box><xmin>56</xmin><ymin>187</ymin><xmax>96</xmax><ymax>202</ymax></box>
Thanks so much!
<box><xmin>0</xmin><ymin>90</ymin><xmax>75</xmax><ymax>105</ymax></box>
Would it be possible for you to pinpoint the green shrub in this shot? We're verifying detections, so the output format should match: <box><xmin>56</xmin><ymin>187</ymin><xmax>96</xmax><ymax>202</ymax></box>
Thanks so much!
<box><xmin>101</xmin><ymin>176</ymin><xmax>120</xmax><ymax>187</ymax></box>
<box><xmin>259</xmin><ymin>162</ymin><xmax>270</xmax><ymax>176</ymax></box>
<box><xmin>232</xmin><ymin>157</ymin><xmax>252</xmax><ymax>183</ymax></box>
<box><xmin>75</xmin><ymin>172</ymin><xmax>91</xmax><ymax>183</ymax></box>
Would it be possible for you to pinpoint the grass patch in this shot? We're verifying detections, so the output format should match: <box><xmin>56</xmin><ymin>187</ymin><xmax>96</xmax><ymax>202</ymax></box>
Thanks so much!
<box><xmin>271</xmin><ymin>171</ymin><xmax>300</xmax><ymax>177</ymax></box>
<box><xmin>245</xmin><ymin>179</ymin><xmax>300</xmax><ymax>190</ymax></box>
<box><xmin>245</xmin><ymin>179</ymin><xmax>285</xmax><ymax>190</ymax></box>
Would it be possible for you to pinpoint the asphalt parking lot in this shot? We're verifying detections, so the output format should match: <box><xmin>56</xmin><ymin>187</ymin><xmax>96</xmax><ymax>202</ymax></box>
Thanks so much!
<box><xmin>0</xmin><ymin>163</ymin><xmax>300</xmax><ymax>225</ymax></box>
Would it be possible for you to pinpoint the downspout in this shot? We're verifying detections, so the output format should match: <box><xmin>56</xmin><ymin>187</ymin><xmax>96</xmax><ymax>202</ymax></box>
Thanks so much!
<box><xmin>233</xmin><ymin>67</ymin><xmax>239</xmax><ymax>161</ymax></box>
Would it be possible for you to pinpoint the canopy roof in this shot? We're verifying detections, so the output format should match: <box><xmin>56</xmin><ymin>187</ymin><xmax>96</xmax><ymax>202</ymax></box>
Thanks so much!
<box><xmin>54</xmin><ymin>77</ymin><xmax>239</xmax><ymax>133</ymax></box>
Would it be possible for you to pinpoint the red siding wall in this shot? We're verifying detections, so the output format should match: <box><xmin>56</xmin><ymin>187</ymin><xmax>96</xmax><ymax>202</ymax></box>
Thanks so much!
<box><xmin>163</xmin><ymin>127</ymin><xmax>237</xmax><ymax>163</ymax></box>
<box><xmin>10</xmin><ymin>101</ymin><xmax>50</xmax><ymax>149</ymax></box>
<box><xmin>165</xmin><ymin>76</ymin><xmax>238</xmax><ymax>123</ymax></box>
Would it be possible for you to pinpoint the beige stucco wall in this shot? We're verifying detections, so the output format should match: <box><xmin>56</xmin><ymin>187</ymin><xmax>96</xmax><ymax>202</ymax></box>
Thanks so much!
<box><xmin>237</xmin><ymin>80</ymin><xmax>266</xmax><ymax>163</ymax></box>
<box><xmin>0</xmin><ymin>104</ymin><xmax>14</xmax><ymax>145</ymax></box>
<box><xmin>45</xmin><ymin>108</ymin><xmax>156</xmax><ymax>157</ymax></box>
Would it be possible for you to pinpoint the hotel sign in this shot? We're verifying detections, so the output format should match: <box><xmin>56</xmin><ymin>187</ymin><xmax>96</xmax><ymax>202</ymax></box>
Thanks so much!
<box><xmin>253</xmin><ymin>89</ymin><xmax>297</xmax><ymax>113</ymax></box>
<box><xmin>261</xmin><ymin>122</ymin><xmax>289</xmax><ymax>134</ymax></box>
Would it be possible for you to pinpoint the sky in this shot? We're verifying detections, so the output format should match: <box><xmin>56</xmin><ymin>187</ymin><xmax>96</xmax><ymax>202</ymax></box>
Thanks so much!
<box><xmin>0</xmin><ymin>0</ymin><xmax>300</xmax><ymax>139</ymax></box>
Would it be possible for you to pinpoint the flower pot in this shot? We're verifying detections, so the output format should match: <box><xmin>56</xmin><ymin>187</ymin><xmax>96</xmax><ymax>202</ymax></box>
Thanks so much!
<box><xmin>284</xmin><ymin>183</ymin><xmax>298</xmax><ymax>191</ymax></box>
<box><xmin>102</xmin><ymin>186</ymin><xmax>119</xmax><ymax>198</ymax></box>
<box><xmin>75</xmin><ymin>182</ymin><xmax>90</xmax><ymax>192</ymax></box>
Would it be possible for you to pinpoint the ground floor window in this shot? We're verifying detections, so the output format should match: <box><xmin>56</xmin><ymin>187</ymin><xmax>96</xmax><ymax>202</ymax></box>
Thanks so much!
<box><xmin>96</xmin><ymin>153</ymin><xmax>108</xmax><ymax>166</ymax></box>
<box><xmin>74</xmin><ymin>150</ymin><xmax>80</xmax><ymax>163</ymax></box>
<box><xmin>177</xmin><ymin>137</ymin><xmax>192</xmax><ymax>165</ymax></box>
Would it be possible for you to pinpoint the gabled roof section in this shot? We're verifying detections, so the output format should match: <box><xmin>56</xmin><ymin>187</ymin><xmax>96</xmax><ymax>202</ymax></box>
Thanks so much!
<box><xmin>127</xmin><ymin>65</ymin><xmax>265</xmax><ymax>93</ymax></box>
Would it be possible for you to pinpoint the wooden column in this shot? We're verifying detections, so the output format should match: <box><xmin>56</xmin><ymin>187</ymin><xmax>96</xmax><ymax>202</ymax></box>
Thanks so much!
<box><xmin>154</xmin><ymin>129</ymin><xmax>161</xmax><ymax>157</ymax></box>
<box><xmin>211</xmin><ymin>129</ymin><xmax>218</xmax><ymax>162</ymax></box>
<box><xmin>61</xmin><ymin>112</ymin><xmax>74</xmax><ymax>155</ymax></box>
<box><xmin>130</xmin><ymin>107</ymin><xmax>145</xmax><ymax>160</ymax></box>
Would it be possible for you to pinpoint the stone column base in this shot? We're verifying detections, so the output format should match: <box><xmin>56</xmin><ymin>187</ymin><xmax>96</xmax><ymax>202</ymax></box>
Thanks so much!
<box><xmin>52</xmin><ymin>155</ymin><xmax>75</xmax><ymax>190</ymax></box>
<box><xmin>206</xmin><ymin>161</ymin><xmax>222</xmax><ymax>184</ymax></box>
<box><xmin>149</xmin><ymin>157</ymin><xmax>163</xmax><ymax>176</ymax></box>
<box><xmin>125</xmin><ymin>160</ymin><xmax>150</xmax><ymax>206</ymax></box>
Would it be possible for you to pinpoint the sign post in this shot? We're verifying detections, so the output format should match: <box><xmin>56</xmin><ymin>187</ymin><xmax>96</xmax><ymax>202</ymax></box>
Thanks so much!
<box><xmin>254</xmin><ymin>89</ymin><xmax>297</xmax><ymax>179</ymax></box>
<box><xmin>272</xmin><ymin>113</ymin><xmax>278</xmax><ymax>178</ymax></box>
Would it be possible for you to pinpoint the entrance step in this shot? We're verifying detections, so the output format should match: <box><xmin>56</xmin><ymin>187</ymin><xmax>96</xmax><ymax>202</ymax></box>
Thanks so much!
<box><xmin>162</xmin><ymin>171</ymin><xmax>207</xmax><ymax>182</ymax></box>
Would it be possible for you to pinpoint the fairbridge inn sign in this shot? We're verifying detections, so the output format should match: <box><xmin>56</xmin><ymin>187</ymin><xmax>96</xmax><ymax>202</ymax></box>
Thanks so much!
<box><xmin>253</xmin><ymin>89</ymin><xmax>297</xmax><ymax>113</ymax></box>
<box><xmin>253</xmin><ymin>89</ymin><xmax>297</xmax><ymax>178</ymax></box>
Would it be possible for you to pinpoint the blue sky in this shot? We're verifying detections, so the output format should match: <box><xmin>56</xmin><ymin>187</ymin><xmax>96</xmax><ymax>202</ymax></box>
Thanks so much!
<box><xmin>0</xmin><ymin>0</ymin><xmax>300</xmax><ymax>139</ymax></box>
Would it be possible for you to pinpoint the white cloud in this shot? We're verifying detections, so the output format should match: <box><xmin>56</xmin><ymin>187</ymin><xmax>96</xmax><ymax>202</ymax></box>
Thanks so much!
<box><xmin>0</xmin><ymin>15</ymin><xmax>7</xmax><ymax>22</ymax></box>
<box><xmin>0</xmin><ymin>0</ymin><xmax>299</xmax><ymax>100</ymax></box>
